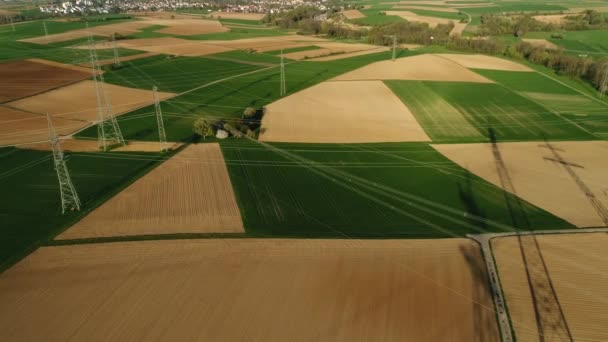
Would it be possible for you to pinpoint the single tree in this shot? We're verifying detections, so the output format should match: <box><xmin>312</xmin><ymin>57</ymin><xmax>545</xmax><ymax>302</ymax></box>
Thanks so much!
<box><xmin>192</xmin><ymin>118</ymin><xmax>214</xmax><ymax>140</ymax></box>
<box><xmin>243</xmin><ymin>107</ymin><xmax>257</xmax><ymax>118</ymax></box>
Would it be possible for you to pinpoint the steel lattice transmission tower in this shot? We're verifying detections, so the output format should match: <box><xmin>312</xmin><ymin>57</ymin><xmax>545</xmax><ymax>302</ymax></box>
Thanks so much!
<box><xmin>153</xmin><ymin>86</ymin><xmax>168</xmax><ymax>151</ymax></box>
<box><xmin>280</xmin><ymin>49</ymin><xmax>286</xmax><ymax>96</ymax></box>
<box><xmin>112</xmin><ymin>33</ymin><xmax>121</xmax><ymax>69</ymax></box>
<box><xmin>384</xmin><ymin>35</ymin><xmax>397</xmax><ymax>61</ymax></box>
<box><xmin>87</xmin><ymin>33</ymin><xmax>126</xmax><ymax>150</ymax></box>
<box><xmin>47</xmin><ymin>113</ymin><xmax>81</xmax><ymax>214</ymax></box>
<box><xmin>43</xmin><ymin>20</ymin><xmax>48</xmax><ymax>40</ymax></box>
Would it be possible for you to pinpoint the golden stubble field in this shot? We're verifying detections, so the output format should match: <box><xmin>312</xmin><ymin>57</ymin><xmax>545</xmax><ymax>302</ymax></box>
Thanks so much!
<box><xmin>493</xmin><ymin>233</ymin><xmax>608</xmax><ymax>342</ymax></box>
<box><xmin>58</xmin><ymin>143</ymin><xmax>244</xmax><ymax>239</ymax></box>
<box><xmin>0</xmin><ymin>238</ymin><xmax>499</xmax><ymax>341</ymax></box>
<box><xmin>259</xmin><ymin>80</ymin><xmax>430</xmax><ymax>143</ymax></box>
<box><xmin>332</xmin><ymin>54</ymin><xmax>494</xmax><ymax>82</ymax></box>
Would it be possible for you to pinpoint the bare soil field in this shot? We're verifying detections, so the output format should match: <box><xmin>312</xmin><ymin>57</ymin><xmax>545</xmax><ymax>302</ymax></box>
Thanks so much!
<box><xmin>0</xmin><ymin>106</ymin><xmax>88</xmax><ymax>147</ymax></box>
<box><xmin>332</xmin><ymin>54</ymin><xmax>493</xmax><ymax>83</ymax></box>
<box><xmin>138</xmin><ymin>17</ymin><xmax>228</xmax><ymax>35</ymax></box>
<box><xmin>522</xmin><ymin>39</ymin><xmax>558</xmax><ymax>50</ymax></box>
<box><xmin>394</xmin><ymin>5</ymin><xmax>458</xmax><ymax>12</ymax></box>
<box><xmin>533</xmin><ymin>14</ymin><xmax>567</xmax><ymax>24</ymax></box>
<box><xmin>7</xmin><ymin>80</ymin><xmax>174</xmax><ymax>123</ymax></box>
<box><xmin>0</xmin><ymin>59</ymin><xmax>92</xmax><ymax>103</ymax></box>
<box><xmin>493</xmin><ymin>233</ymin><xmax>608</xmax><ymax>342</ymax></box>
<box><xmin>209</xmin><ymin>11</ymin><xmax>266</xmax><ymax>20</ymax></box>
<box><xmin>386</xmin><ymin>11</ymin><xmax>453</xmax><ymax>27</ymax></box>
<box><xmin>25</xmin><ymin>58</ymin><xmax>96</xmax><ymax>74</ymax></box>
<box><xmin>398</xmin><ymin>1</ymin><xmax>447</xmax><ymax>5</ymax></box>
<box><xmin>259</xmin><ymin>80</ymin><xmax>430</xmax><ymax>143</ymax></box>
<box><xmin>433</xmin><ymin>141</ymin><xmax>608</xmax><ymax>227</ymax></box>
<box><xmin>58</xmin><ymin>143</ymin><xmax>243</xmax><ymax>239</ymax></box>
<box><xmin>19</xmin><ymin>21</ymin><xmax>153</xmax><ymax>44</ymax></box>
<box><xmin>282</xmin><ymin>42</ymin><xmax>382</xmax><ymax>60</ymax></box>
<box><xmin>450</xmin><ymin>22</ymin><xmax>468</xmax><ymax>36</ymax></box>
<box><xmin>308</xmin><ymin>46</ymin><xmax>390</xmax><ymax>61</ymax></box>
<box><xmin>19</xmin><ymin>139</ymin><xmax>182</xmax><ymax>152</ymax></box>
<box><xmin>435</xmin><ymin>54</ymin><xmax>533</xmax><ymax>71</ymax></box>
<box><xmin>0</xmin><ymin>238</ymin><xmax>499</xmax><ymax>342</ymax></box>
<box><xmin>343</xmin><ymin>9</ymin><xmax>366</xmax><ymax>19</ymax></box>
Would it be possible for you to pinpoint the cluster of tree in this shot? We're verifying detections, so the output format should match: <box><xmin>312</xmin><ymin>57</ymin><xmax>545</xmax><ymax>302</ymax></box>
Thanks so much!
<box><xmin>296</xmin><ymin>20</ymin><xmax>364</xmax><ymax>39</ymax></box>
<box><xmin>367</xmin><ymin>21</ymin><xmax>453</xmax><ymax>45</ymax></box>
<box><xmin>478</xmin><ymin>14</ymin><xmax>555</xmax><ymax>36</ymax></box>
<box><xmin>192</xmin><ymin>107</ymin><xmax>263</xmax><ymax>140</ymax></box>
<box><xmin>513</xmin><ymin>41</ymin><xmax>608</xmax><ymax>89</ymax></box>
<box><xmin>562</xmin><ymin>10</ymin><xmax>608</xmax><ymax>30</ymax></box>
<box><xmin>479</xmin><ymin>10</ymin><xmax>608</xmax><ymax>36</ymax></box>
<box><xmin>262</xmin><ymin>6</ymin><xmax>323</xmax><ymax>29</ymax></box>
<box><xmin>446</xmin><ymin>37</ymin><xmax>507</xmax><ymax>55</ymax></box>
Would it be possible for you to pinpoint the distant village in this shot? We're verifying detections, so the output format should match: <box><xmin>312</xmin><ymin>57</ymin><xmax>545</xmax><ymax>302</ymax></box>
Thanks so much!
<box><xmin>38</xmin><ymin>0</ymin><xmax>329</xmax><ymax>16</ymax></box>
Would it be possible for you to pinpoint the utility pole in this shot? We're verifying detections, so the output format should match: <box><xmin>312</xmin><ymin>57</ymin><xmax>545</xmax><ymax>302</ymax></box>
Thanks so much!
<box><xmin>280</xmin><ymin>49</ymin><xmax>286</xmax><ymax>96</ymax></box>
<box><xmin>87</xmin><ymin>33</ymin><xmax>125</xmax><ymax>150</ymax></box>
<box><xmin>7</xmin><ymin>16</ymin><xmax>15</xmax><ymax>32</ymax></box>
<box><xmin>47</xmin><ymin>113</ymin><xmax>81</xmax><ymax>214</ymax></box>
<box><xmin>112</xmin><ymin>33</ymin><xmax>121</xmax><ymax>69</ymax></box>
<box><xmin>43</xmin><ymin>20</ymin><xmax>48</xmax><ymax>40</ymax></box>
<box><xmin>384</xmin><ymin>35</ymin><xmax>397</xmax><ymax>61</ymax></box>
<box><xmin>153</xmin><ymin>86</ymin><xmax>167</xmax><ymax>151</ymax></box>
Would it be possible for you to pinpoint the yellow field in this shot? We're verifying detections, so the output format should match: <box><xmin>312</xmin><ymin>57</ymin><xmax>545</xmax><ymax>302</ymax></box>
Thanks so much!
<box><xmin>58</xmin><ymin>143</ymin><xmax>244</xmax><ymax>239</ymax></box>
<box><xmin>259</xmin><ymin>81</ymin><xmax>430</xmax><ymax>143</ymax></box>
<box><xmin>493</xmin><ymin>233</ymin><xmax>608</xmax><ymax>342</ymax></box>
<box><xmin>0</xmin><ymin>238</ymin><xmax>499</xmax><ymax>341</ymax></box>
<box><xmin>332</xmin><ymin>54</ymin><xmax>493</xmax><ymax>82</ymax></box>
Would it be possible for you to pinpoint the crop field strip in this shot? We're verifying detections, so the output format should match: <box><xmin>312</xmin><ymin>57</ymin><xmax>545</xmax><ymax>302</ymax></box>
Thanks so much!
<box><xmin>222</xmin><ymin>141</ymin><xmax>572</xmax><ymax>238</ymax></box>
<box><xmin>58</xmin><ymin>143</ymin><xmax>244</xmax><ymax>240</ymax></box>
<box><xmin>434</xmin><ymin>141</ymin><xmax>608</xmax><ymax>228</ymax></box>
<box><xmin>0</xmin><ymin>147</ymin><xmax>166</xmax><ymax>270</ymax></box>
<box><xmin>493</xmin><ymin>233</ymin><xmax>608</xmax><ymax>342</ymax></box>
<box><xmin>0</xmin><ymin>238</ymin><xmax>500</xmax><ymax>342</ymax></box>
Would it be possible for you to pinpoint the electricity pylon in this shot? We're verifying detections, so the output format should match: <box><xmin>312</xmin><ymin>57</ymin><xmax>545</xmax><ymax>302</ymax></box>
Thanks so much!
<box><xmin>384</xmin><ymin>35</ymin><xmax>397</xmax><ymax>61</ymax></box>
<box><xmin>47</xmin><ymin>113</ymin><xmax>81</xmax><ymax>214</ymax></box>
<box><xmin>153</xmin><ymin>86</ymin><xmax>168</xmax><ymax>151</ymax></box>
<box><xmin>43</xmin><ymin>20</ymin><xmax>48</xmax><ymax>40</ymax></box>
<box><xmin>280</xmin><ymin>49</ymin><xmax>286</xmax><ymax>96</ymax></box>
<box><xmin>7</xmin><ymin>16</ymin><xmax>15</xmax><ymax>32</ymax></box>
<box><xmin>112</xmin><ymin>33</ymin><xmax>121</xmax><ymax>68</ymax></box>
<box><xmin>87</xmin><ymin>33</ymin><xmax>125</xmax><ymax>150</ymax></box>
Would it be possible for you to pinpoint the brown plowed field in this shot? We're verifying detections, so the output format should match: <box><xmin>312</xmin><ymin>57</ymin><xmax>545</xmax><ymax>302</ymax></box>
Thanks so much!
<box><xmin>342</xmin><ymin>9</ymin><xmax>366</xmax><ymax>19</ymax></box>
<box><xmin>259</xmin><ymin>80</ymin><xmax>430</xmax><ymax>143</ymax></box>
<box><xmin>138</xmin><ymin>17</ymin><xmax>228</xmax><ymax>36</ymax></box>
<box><xmin>18</xmin><ymin>21</ymin><xmax>153</xmax><ymax>45</ymax></box>
<box><xmin>435</xmin><ymin>54</ymin><xmax>532</xmax><ymax>71</ymax></box>
<box><xmin>0</xmin><ymin>59</ymin><xmax>91</xmax><ymax>103</ymax></box>
<box><xmin>385</xmin><ymin>11</ymin><xmax>453</xmax><ymax>27</ymax></box>
<box><xmin>209</xmin><ymin>12</ymin><xmax>266</xmax><ymax>20</ymax></box>
<box><xmin>332</xmin><ymin>54</ymin><xmax>493</xmax><ymax>82</ymax></box>
<box><xmin>19</xmin><ymin>139</ymin><xmax>182</xmax><ymax>152</ymax></box>
<box><xmin>308</xmin><ymin>46</ymin><xmax>390</xmax><ymax>61</ymax></box>
<box><xmin>282</xmin><ymin>42</ymin><xmax>382</xmax><ymax>60</ymax></box>
<box><xmin>7</xmin><ymin>80</ymin><xmax>174</xmax><ymax>123</ymax></box>
<box><xmin>0</xmin><ymin>106</ymin><xmax>89</xmax><ymax>147</ymax></box>
<box><xmin>58</xmin><ymin>143</ymin><xmax>243</xmax><ymax>239</ymax></box>
<box><xmin>433</xmin><ymin>141</ymin><xmax>608</xmax><ymax>227</ymax></box>
<box><xmin>0</xmin><ymin>238</ymin><xmax>499</xmax><ymax>341</ymax></box>
<box><xmin>493</xmin><ymin>233</ymin><xmax>608</xmax><ymax>342</ymax></box>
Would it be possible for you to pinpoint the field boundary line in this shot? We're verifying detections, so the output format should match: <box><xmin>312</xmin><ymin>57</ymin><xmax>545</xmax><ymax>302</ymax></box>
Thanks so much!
<box><xmin>533</xmin><ymin>70</ymin><xmax>608</xmax><ymax>107</ymax></box>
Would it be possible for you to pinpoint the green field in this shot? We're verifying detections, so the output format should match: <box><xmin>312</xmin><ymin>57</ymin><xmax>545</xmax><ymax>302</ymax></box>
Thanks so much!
<box><xmin>525</xmin><ymin>30</ymin><xmax>608</xmax><ymax>57</ymax></box>
<box><xmin>222</xmin><ymin>141</ymin><xmax>573</xmax><ymax>237</ymax></box>
<box><xmin>0</xmin><ymin>147</ymin><xmax>164</xmax><ymax>270</ymax></box>
<box><xmin>76</xmin><ymin>48</ymin><xmax>412</xmax><ymax>142</ymax></box>
<box><xmin>387</xmin><ymin>79</ymin><xmax>596</xmax><ymax>142</ymax></box>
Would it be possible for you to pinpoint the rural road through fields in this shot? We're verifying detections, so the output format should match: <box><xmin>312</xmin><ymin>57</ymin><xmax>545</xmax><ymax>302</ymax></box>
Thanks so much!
<box><xmin>469</xmin><ymin>227</ymin><xmax>608</xmax><ymax>342</ymax></box>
